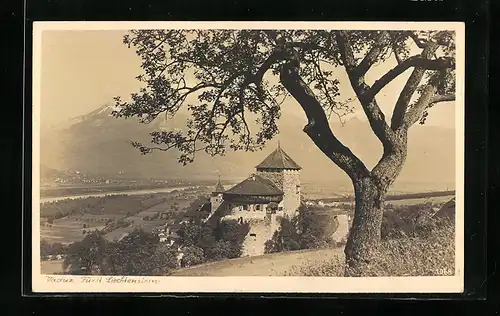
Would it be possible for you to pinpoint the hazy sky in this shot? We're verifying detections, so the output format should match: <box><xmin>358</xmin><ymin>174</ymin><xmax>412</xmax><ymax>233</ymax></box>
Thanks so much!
<box><xmin>40</xmin><ymin>30</ymin><xmax>456</xmax><ymax>129</ymax></box>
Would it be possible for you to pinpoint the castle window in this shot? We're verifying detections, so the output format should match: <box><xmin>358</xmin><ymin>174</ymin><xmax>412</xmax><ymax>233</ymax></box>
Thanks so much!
<box><xmin>243</xmin><ymin>204</ymin><xmax>249</xmax><ymax>211</ymax></box>
<box><xmin>296</xmin><ymin>185</ymin><xmax>300</xmax><ymax>194</ymax></box>
<box><xmin>255</xmin><ymin>204</ymin><xmax>261</xmax><ymax>211</ymax></box>
<box><xmin>250</xmin><ymin>233</ymin><xmax>256</xmax><ymax>237</ymax></box>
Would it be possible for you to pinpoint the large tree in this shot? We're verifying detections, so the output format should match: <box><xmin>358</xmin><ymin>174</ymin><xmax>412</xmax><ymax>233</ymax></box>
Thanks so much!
<box><xmin>113</xmin><ymin>29</ymin><xmax>456</xmax><ymax>275</ymax></box>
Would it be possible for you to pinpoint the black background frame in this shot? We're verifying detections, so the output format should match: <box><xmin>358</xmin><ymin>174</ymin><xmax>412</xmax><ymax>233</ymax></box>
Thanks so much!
<box><xmin>6</xmin><ymin>0</ymin><xmax>494</xmax><ymax>314</ymax></box>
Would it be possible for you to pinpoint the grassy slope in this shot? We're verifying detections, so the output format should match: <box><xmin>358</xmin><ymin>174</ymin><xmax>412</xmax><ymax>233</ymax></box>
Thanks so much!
<box><xmin>40</xmin><ymin>248</ymin><xmax>345</xmax><ymax>276</ymax></box>
<box><xmin>170</xmin><ymin>247</ymin><xmax>345</xmax><ymax>276</ymax></box>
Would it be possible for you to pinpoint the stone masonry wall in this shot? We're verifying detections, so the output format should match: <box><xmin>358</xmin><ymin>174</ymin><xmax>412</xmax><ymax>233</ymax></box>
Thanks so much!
<box><xmin>222</xmin><ymin>214</ymin><xmax>280</xmax><ymax>257</ymax></box>
<box><xmin>210</xmin><ymin>194</ymin><xmax>223</xmax><ymax>216</ymax></box>
<box><xmin>256</xmin><ymin>170</ymin><xmax>301</xmax><ymax>217</ymax></box>
<box><xmin>282</xmin><ymin>170</ymin><xmax>301</xmax><ymax>217</ymax></box>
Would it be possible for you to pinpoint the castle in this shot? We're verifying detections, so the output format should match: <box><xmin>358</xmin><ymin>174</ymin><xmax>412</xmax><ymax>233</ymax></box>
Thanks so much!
<box><xmin>205</xmin><ymin>144</ymin><xmax>302</xmax><ymax>257</ymax></box>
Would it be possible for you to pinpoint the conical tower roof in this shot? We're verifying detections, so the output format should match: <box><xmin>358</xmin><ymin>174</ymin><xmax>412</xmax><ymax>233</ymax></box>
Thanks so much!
<box><xmin>213</xmin><ymin>176</ymin><xmax>225</xmax><ymax>193</ymax></box>
<box><xmin>255</xmin><ymin>144</ymin><xmax>301</xmax><ymax>170</ymax></box>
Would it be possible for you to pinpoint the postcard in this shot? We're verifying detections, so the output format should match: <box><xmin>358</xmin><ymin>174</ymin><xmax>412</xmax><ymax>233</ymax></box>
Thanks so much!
<box><xmin>31</xmin><ymin>21</ymin><xmax>464</xmax><ymax>293</ymax></box>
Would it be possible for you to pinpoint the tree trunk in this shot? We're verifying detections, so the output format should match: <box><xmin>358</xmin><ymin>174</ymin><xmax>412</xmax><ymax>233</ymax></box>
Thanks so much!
<box><xmin>344</xmin><ymin>176</ymin><xmax>388</xmax><ymax>277</ymax></box>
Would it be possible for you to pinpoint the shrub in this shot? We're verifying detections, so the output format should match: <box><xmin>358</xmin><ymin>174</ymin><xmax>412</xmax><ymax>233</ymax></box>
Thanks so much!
<box><xmin>264</xmin><ymin>205</ymin><xmax>340</xmax><ymax>254</ymax></box>
<box><xmin>217</xmin><ymin>220</ymin><xmax>250</xmax><ymax>245</ymax></box>
<box><xmin>63</xmin><ymin>231</ymin><xmax>109</xmax><ymax>275</ymax></box>
<box><xmin>354</xmin><ymin>218</ymin><xmax>455</xmax><ymax>277</ymax></box>
<box><xmin>381</xmin><ymin>203</ymin><xmax>438</xmax><ymax>239</ymax></box>
<box><xmin>285</xmin><ymin>217</ymin><xmax>454</xmax><ymax>277</ymax></box>
<box><xmin>204</xmin><ymin>240</ymin><xmax>241</xmax><ymax>261</ymax></box>
<box><xmin>181</xmin><ymin>245</ymin><xmax>205</xmax><ymax>267</ymax></box>
<box><xmin>105</xmin><ymin>229</ymin><xmax>178</xmax><ymax>276</ymax></box>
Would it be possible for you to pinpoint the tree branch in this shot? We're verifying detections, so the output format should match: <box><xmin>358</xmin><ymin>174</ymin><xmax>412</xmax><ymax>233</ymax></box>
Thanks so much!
<box><xmin>406</xmin><ymin>31</ymin><xmax>426</xmax><ymax>49</ymax></box>
<box><xmin>402</xmin><ymin>84</ymin><xmax>438</xmax><ymax>128</ymax></box>
<box><xmin>335</xmin><ymin>31</ymin><xmax>396</xmax><ymax>150</ymax></box>
<box><xmin>249</xmin><ymin>50</ymin><xmax>282</xmax><ymax>86</ymax></box>
<box><xmin>335</xmin><ymin>31</ymin><xmax>359</xmax><ymax>73</ymax></box>
<box><xmin>369</xmin><ymin>56</ymin><xmax>455</xmax><ymax>98</ymax></box>
<box><xmin>431</xmin><ymin>93</ymin><xmax>456</xmax><ymax>103</ymax></box>
<box><xmin>279</xmin><ymin>48</ymin><xmax>370</xmax><ymax>181</ymax></box>
<box><xmin>356</xmin><ymin>31</ymin><xmax>391</xmax><ymax>76</ymax></box>
<box><xmin>405</xmin><ymin>30</ymin><xmax>455</xmax><ymax>49</ymax></box>
<box><xmin>390</xmin><ymin>42</ymin><xmax>440</xmax><ymax>131</ymax></box>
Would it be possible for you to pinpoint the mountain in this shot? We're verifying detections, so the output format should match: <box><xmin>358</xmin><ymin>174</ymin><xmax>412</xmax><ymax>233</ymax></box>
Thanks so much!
<box><xmin>40</xmin><ymin>104</ymin><xmax>456</xmax><ymax>190</ymax></box>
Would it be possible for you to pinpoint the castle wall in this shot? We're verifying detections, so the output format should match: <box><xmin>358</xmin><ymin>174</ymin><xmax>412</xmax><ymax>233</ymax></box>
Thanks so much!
<box><xmin>282</xmin><ymin>170</ymin><xmax>301</xmax><ymax>217</ymax></box>
<box><xmin>223</xmin><ymin>207</ymin><xmax>267</xmax><ymax>221</ymax></box>
<box><xmin>256</xmin><ymin>169</ymin><xmax>301</xmax><ymax>217</ymax></box>
<box><xmin>210</xmin><ymin>194</ymin><xmax>223</xmax><ymax>216</ymax></box>
<box><xmin>330</xmin><ymin>214</ymin><xmax>349</xmax><ymax>243</ymax></box>
<box><xmin>241</xmin><ymin>214</ymin><xmax>279</xmax><ymax>257</ymax></box>
<box><xmin>221</xmin><ymin>213</ymin><xmax>280</xmax><ymax>257</ymax></box>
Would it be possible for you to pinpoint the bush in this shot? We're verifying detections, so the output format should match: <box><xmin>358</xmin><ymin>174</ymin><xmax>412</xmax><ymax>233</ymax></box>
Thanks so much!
<box><xmin>40</xmin><ymin>239</ymin><xmax>67</xmax><ymax>259</ymax></box>
<box><xmin>217</xmin><ymin>220</ymin><xmax>250</xmax><ymax>245</ymax></box>
<box><xmin>105</xmin><ymin>229</ymin><xmax>178</xmax><ymax>276</ymax></box>
<box><xmin>181</xmin><ymin>245</ymin><xmax>205</xmax><ymax>267</ymax></box>
<box><xmin>204</xmin><ymin>240</ymin><xmax>240</xmax><ymax>261</ymax></box>
<box><xmin>63</xmin><ymin>231</ymin><xmax>109</xmax><ymax>275</ymax></box>
<box><xmin>354</xmin><ymin>218</ymin><xmax>455</xmax><ymax>277</ymax></box>
<box><xmin>264</xmin><ymin>205</ymin><xmax>340</xmax><ymax>254</ymax></box>
<box><xmin>286</xmin><ymin>218</ymin><xmax>455</xmax><ymax>277</ymax></box>
<box><xmin>381</xmin><ymin>202</ymin><xmax>443</xmax><ymax>239</ymax></box>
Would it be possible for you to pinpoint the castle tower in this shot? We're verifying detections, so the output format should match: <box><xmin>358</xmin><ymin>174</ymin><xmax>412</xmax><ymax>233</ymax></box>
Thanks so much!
<box><xmin>210</xmin><ymin>175</ymin><xmax>225</xmax><ymax>215</ymax></box>
<box><xmin>255</xmin><ymin>142</ymin><xmax>301</xmax><ymax>217</ymax></box>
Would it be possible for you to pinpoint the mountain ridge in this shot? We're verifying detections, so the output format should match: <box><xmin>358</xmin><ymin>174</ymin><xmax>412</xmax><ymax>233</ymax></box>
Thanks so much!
<box><xmin>40</xmin><ymin>104</ymin><xmax>456</xmax><ymax>190</ymax></box>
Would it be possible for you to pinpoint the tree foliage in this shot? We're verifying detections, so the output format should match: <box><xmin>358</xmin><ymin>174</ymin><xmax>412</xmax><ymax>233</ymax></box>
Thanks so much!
<box><xmin>177</xmin><ymin>219</ymin><xmax>248</xmax><ymax>264</ymax></box>
<box><xmin>114</xmin><ymin>30</ymin><xmax>455</xmax><ymax>171</ymax></box>
<box><xmin>40</xmin><ymin>239</ymin><xmax>66</xmax><ymax>259</ymax></box>
<box><xmin>265</xmin><ymin>205</ymin><xmax>340</xmax><ymax>253</ymax></box>
<box><xmin>106</xmin><ymin>228</ymin><xmax>177</xmax><ymax>276</ymax></box>
<box><xmin>63</xmin><ymin>230</ymin><xmax>109</xmax><ymax>275</ymax></box>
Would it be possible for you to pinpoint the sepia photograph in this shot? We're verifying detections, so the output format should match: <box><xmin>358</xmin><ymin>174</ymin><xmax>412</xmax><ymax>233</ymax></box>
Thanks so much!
<box><xmin>32</xmin><ymin>21</ymin><xmax>464</xmax><ymax>293</ymax></box>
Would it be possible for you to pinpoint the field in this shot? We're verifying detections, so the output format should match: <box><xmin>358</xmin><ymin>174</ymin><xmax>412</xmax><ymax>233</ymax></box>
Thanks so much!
<box><xmin>41</xmin><ymin>216</ymin><xmax>109</xmax><ymax>244</ymax></box>
<box><xmin>40</xmin><ymin>259</ymin><xmax>67</xmax><ymax>275</ymax></box>
<box><xmin>39</xmin><ymin>182</ymin><xmax>454</xmax><ymax>251</ymax></box>
<box><xmin>39</xmin><ymin>186</ymin><xmax>211</xmax><ymax>245</ymax></box>
<box><xmin>103</xmin><ymin>198</ymin><xmax>195</xmax><ymax>241</ymax></box>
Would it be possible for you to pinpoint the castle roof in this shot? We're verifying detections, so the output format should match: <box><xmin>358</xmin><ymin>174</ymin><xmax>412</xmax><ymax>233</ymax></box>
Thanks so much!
<box><xmin>255</xmin><ymin>146</ymin><xmax>301</xmax><ymax>170</ymax></box>
<box><xmin>433</xmin><ymin>197</ymin><xmax>455</xmax><ymax>220</ymax></box>
<box><xmin>224</xmin><ymin>174</ymin><xmax>284</xmax><ymax>196</ymax></box>
<box><xmin>184</xmin><ymin>196</ymin><xmax>211</xmax><ymax>218</ymax></box>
